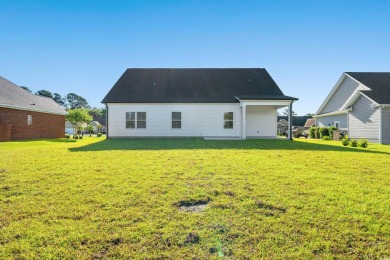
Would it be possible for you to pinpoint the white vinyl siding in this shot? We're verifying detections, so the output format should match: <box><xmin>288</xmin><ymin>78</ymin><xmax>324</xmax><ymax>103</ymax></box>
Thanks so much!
<box><xmin>381</xmin><ymin>107</ymin><xmax>390</xmax><ymax>144</ymax></box>
<box><xmin>246</xmin><ymin>105</ymin><xmax>277</xmax><ymax>137</ymax></box>
<box><xmin>108</xmin><ymin>103</ymin><xmax>279</xmax><ymax>138</ymax></box>
<box><xmin>348</xmin><ymin>95</ymin><xmax>380</xmax><ymax>142</ymax></box>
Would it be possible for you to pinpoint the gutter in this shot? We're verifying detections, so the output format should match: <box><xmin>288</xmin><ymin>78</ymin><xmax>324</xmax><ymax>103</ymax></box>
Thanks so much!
<box><xmin>313</xmin><ymin>110</ymin><xmax>348</xmax><ymax>118</ymax></box>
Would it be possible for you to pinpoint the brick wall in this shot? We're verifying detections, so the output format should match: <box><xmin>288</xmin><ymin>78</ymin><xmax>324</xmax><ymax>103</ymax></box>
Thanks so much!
<box><xmin>0</xmin><ymin>107</ymin><xmax>65</xmax><ymax>141</ymax></box>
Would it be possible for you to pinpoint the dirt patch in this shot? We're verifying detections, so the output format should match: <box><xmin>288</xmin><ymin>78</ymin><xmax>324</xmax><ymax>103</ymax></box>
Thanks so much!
<box><xmin>179</xmin><ymin>204</ymin><xmax>207</xmax><ymax>212</ymax></box>
<box><xmin>175</xmin><ymin>197</ymin><xmax>211</xmax><ymax>212</ymax></box>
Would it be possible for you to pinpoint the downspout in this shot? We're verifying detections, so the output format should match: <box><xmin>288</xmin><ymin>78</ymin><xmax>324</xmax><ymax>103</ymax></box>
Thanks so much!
<box><xmin>105</xmin><ymin>104</ymin><xmax>109</xmax><ymax>139</ymax></box>
<box><xmin>379</xmin><ymin>105</ymin><xmax>383</xmax><ymax>144</ymax></box>
<box><xmin>288</xmin><ymin>101</ymin><xmax>293</xmax><ymax>140</ymax></box>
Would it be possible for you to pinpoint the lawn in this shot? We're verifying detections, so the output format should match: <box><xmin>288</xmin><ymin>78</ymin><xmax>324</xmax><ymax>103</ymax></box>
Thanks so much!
<box><xmin>0</xmin><ymin>137</ymin><xmax>389</xmax><ymax>259</ymax></box>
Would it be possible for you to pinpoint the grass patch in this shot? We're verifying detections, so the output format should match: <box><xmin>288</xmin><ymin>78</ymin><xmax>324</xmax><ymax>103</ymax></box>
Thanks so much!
<box><xmin>0</xmin><ymin>137</ymin><xmax>389</xmax><ymax>258</ymax></box>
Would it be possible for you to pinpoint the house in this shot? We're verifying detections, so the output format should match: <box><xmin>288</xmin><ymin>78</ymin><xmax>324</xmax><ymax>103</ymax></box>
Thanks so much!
<box><xmin>0</xmin><ymin>76</ymin><xmax>66</xmax><ymax>141</ymax></box>
<box><xmin>91</xmin><ymin>116</ymin><xmax>106</xmax><ymax>133</ymax></box>
<box><xmin>303</xmin><ymin>118</ymin><xmax>316</xmax><ymax>134</ymax></box>
<box><xmin>277</xmin><ymin>116</ymin><xmax>313</xmax><ymax>128</ymax></box>
<box><xmin>89</xmin><ymin>121</ymin><xmax>104</xmax><ymax>133</ymax></box>
<box><xmin>102</xmin><ymin>68</ymin><xmax>298</xmax><ymax>139</ymax></box>
<box><xmin>277</xmin><ymin>119</ymin><xmax>288</xmax><ymax>134</ymax></box>
<box><xmin>314</xmin><ymin>72</ymin><xmax>390</xmax><ymax>144</ymax></box>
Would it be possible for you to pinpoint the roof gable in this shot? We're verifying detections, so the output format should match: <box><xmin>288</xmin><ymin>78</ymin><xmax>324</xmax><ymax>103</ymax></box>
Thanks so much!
<box><xmin>102</xmin><ymin>68</ymin><xmax>296</xmax><ymax>103</ymax></box>
<box><xmin>346</xmin><ymin>72</ymin><xmax>390</xmax><ymax>104</ymax></box>
<box><xmin>0</xmin><ymin>76</ymin><xmax>66</xmax><ymax>115</ymax></box>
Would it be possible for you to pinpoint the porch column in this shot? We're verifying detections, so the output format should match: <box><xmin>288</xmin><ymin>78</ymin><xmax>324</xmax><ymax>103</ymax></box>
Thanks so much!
<box><xmin>241</xmin><ymin>103</ymin><xmax>246</xmax><ymax>139</ymax></box>
<box><xmin>288</xmin><ymin>102</ymin><xmax>293</xmax><ymax>140</ymax></box>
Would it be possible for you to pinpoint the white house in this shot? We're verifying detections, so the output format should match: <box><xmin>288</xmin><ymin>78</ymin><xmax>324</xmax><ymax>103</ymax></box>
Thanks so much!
<box><xmin>314</xmin><ymin>72</ymin><xmax>390</xmax><ymax>144</ymax></box>
<box><xmin>102</xmin><ymin>68</ymin><xmax>298</xmax><ymax>139</ymax></box>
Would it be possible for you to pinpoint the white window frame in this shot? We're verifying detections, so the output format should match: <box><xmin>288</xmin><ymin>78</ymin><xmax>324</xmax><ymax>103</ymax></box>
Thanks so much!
<box><xmin>125</xmin><ymin>112</ymin><xmax>135</xmax><ymax>128</ymax></box>
<box><xmin>136</xmin><ymin>112</ymin><xmax>146</xmax><ymax>129</ymax></box>
<box><xmin>27</xmin><ymin>115</ymin><xmax>32</xmax><ymax>125</ymax></box>
<box><xmin>224</xmin><ymin>112</ymin><xmax>233</xmax><ymax>129</ymax></box>
<box><xmin>172</xmin><ymin>112</ymin><xmax>181</xmax><ymax>129</ymax></box>
<box><xmin>334</xmin><ymin>121</ymin><xmax>340</xmax><ymax>129</ymax></box>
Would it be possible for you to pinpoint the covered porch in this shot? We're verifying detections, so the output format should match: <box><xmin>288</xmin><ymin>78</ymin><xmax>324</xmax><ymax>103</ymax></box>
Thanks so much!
<box><xmin>236</xmin><ymin>95</ymin><xmax>298</xmax><ymax>140</ymax></box>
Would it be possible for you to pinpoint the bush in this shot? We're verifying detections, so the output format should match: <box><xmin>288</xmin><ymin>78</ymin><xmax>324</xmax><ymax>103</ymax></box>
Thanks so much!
<box><xmin>74</xmin><ymin>135</ymin><xmax>79</xmax><ymax>139</ymax></box>
<box><xmin>309</xmin><ymin>127</ymin><xmax>316</xmax><ymax>138</ymax></box>
<box><xmin>328</xmin><ymin>126</ymin><xmax>337</xmax><ymax>139</ymax></box>
<box><xmin>79</xmin><ymin>135</ymin><xmax>83</xmax><ymax>140</ymax></box>
<box><xmin>350</xmin><ymin>139</ymin><xmax>358</xmax><ymax>147</ymax></box>
<box><xmin>65</xmin><ymin>134</ymin><xmax>70</xmax><ymax>139</ymax></box>
<box><xmin>319</xmin><ymin>127</ymin><xmax>330</xmax><ymax>138</ymax></box>
<box><xmin>315</xmin><ymin>127</ymin><xmax>321</xmax><ymax>139</ymax></box>
<box><xmin>341</xmin><ymin>135</ymin><xmax>349</xmax><ymax>146</ymax></box>
<box><xmin>322</xmin><ymin>135</ymin><xmax>331</xmax><ymax>141</ymax></box>
<box><xmin>97</xmin><ymin>133</ymin><xmax>102</xmax><ymax>137</ymax></box>
<box><xmin>358</xmin><ymin>139</ymin><xmax>368</xmax><ymax>148</ymax></box>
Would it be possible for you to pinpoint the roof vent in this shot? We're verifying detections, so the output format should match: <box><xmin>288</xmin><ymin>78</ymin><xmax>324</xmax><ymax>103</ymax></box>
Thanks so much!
<box><xmin>153</xmin><ymin>82</ymin><xmax>156</xmax><ymax>86</ymax></box>
<box><xmin>248</xmin><ymin>78</ymin><xmax>252</xmax><ymax>83</ymax></box>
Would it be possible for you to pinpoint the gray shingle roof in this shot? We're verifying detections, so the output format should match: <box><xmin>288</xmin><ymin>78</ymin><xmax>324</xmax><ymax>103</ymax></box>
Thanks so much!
<box><xmin>102</xmin><ymin>68</ymin><xmax>297</xmax><ymax>103</ymax></box>
<box><xmin>0</xmin><ymin>76</ymin><xmax>66</xmax><ymax>115</ymax></box>
<box><xmin>346</xmin><ymin>72</ymin><xmax>390</xmax><ymax>104</ymax></box>
<box><xmin>277</xmin><ymin>116</ymin><xmax>313</xmax><ymax>127</ymax></box>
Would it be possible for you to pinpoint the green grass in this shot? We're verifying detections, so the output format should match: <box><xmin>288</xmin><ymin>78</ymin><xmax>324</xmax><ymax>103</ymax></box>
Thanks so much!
<box><xmin>0</xmin><ymin>137</ymin><xmax>389</xmax><ymax>259</ymax></box>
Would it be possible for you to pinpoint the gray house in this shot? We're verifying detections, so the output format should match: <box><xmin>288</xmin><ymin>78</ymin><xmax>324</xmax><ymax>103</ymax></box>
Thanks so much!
<box><xmin>314</xmin><ymin>72</ymin><xmax>390</xmax><ymax>144</ymax></box>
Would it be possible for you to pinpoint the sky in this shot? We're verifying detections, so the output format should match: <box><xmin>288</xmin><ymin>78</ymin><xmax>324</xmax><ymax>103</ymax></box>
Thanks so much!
<box><xmin>1</xmin><ymin>0</ymin><xmax>390</xmax><ymax>115</ymax></box>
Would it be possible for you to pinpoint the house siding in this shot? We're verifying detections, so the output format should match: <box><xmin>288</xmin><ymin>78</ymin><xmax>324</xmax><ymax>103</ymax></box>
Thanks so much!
<box><xmin>0</xmin><ymin>107</ymin><xmax>65</xmax><ymax>141</ymax></box>
<box><xmin>107</xmin><ymin>103</ymin><xmax>278</xmax><ymax>138</ymax></box>
<box><xmin>316</xmin><ymin>114</ymin><xmax>348</xmax><ymax>129</ymax></box>
<box><xmin>382</xmin><ymin>107</ymin><xmax>390</xmax><ymax>144</ymax></box>
<box><xmin>348</xmin><ymin>95</ymin><xmax>380</xmax><ymax>142</ymax></box>
<box><xmin>321</xmin><ymin>76</ymin><xmax>363</xmax><ymax>114</ymax></box>
<box><xmin>246</xmin><ymin>105</ymin><xmax>277</xmax><ymax>137</ymax></box>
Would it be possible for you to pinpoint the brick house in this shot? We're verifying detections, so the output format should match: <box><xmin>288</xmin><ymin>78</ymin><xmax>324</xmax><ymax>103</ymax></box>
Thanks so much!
<box><xmin>0</xmin><ymin>76</ymin><xmax>66</xmax><ymax>141</ymax></box>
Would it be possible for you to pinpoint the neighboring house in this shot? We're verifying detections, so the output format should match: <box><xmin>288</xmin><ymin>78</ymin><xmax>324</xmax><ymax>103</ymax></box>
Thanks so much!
<box><xmin>89</xmin><ymin>121</ymin><xmax>102</xmax><ymax>133</ymax></box>
<box><xmin>92</xmin><ymin>116</ymin><xmax>106</xmax><ymax>133</ymax></box>
<box><xmin>277</xmin><ymin>119</ymin><xmax>288</xmax><ymax>134</ymax></box>
<box><xmin>277</xmin><ymin>116</ymin><xmax>312</xmax><ymax>127</ymax></box>
<box><xmin>0</xmin><ymin>76</ymin><xmax>66</xmax><ymax>141</ymax></box>
<box><xmin>102</xmin><ymin>68</ymin><xmax>298</xmax><ymax>139</ymax></box>
<box><xmin>303</xmin><ymin>118</ymin><xmax>316</xmax><ymax>133</ymax></box>
<box><xmin>314</xmin><ymin>72</ymin><xmax>390</xmax><ymax>144</ymax></box>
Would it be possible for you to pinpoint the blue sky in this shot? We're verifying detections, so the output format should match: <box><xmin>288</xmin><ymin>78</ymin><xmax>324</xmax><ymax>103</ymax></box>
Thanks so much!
<box><xmin>1</xmin><ymin>0</ymin><xmax>390</xmax><ymax>115</ymax></box>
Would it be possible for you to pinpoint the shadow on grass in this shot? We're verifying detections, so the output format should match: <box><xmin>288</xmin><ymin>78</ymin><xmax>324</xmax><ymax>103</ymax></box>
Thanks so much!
<box><xmin>68</xmin><ymin>138</ymin><xmax>390</xmax><ymax>155</ymax></box>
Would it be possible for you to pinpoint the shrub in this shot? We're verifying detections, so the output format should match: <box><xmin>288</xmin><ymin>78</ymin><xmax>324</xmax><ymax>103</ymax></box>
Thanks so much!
<box><xmin>328</xmin><ymin>126</ymin><xmax>337</xmax><ymax>139</ymax></box>
<box><xmin>358</xmin><ymin>139</ymin><xmax>368</xmax><ymax>148</ymax></box>
<box><xmin>319</xmin><ymin>127</ymin><xmax>330</xmax><ymax>138</ymax></box>
<box><xmin>79</xmin><ymin>135</ymin><xmax>83</xmax><ymax>140</ymax></box>
<box><xmin>309</xmin><ymin>127</ymin><xmax>316</xmax><ymax>138</ymax></box>
<box><xmin>315</xmin><ymin>127</ymin><xmax>321</xmax><ymax>139</ymax></box>
<box><xmin>341</xmin><ymin>135</ymin><xmax>349</xmax><ymax>146</ymax></box>
<box><xmin>65</xmin><ymin>134</ymin><xmax>70</xmax><ymax>139</ymax></box>
<box><xmin>97</xmin><ymin>133</ymin><xmax>102</xmax><ymax>137</ymax></box>
<box><xmin>74</xmin><ymin>135</ymin><xmax>79</xmax><ymax>139</ymax></box>
<box><xmin>322</xmin><ymin>135</ymin><xmax>331</xmax><ymax>141</ymax></box>
<box><xmin>350</xmin><ymin>139</ymin><xmax>357</xmax><ymax>147</ymax></box>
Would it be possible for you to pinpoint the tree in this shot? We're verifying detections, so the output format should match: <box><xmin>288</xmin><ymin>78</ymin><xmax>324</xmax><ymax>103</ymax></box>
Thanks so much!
<box><xmin>87</xmin><ymin>125</ymin><xmax>94</xmax><ymax>137</ymax></box>
<box><xmin>283</xmin><ymin>108</ymin><xmax>297</xmax><ymax>116</ymax></box>
<box><xmin>305</xmin><ymin>113</ymin><xmax>314</xmax><ymax>117</ymax></box>
<box><xmin>53</xmin><ymin>93</ymin><xmax>67</xmax><ymax>107</ymax></box>
<box><xmin>89</xmin><ymin>107</ymin><xmax>106</xmax><ymax>118</ymax></box>
<box><xmin>65</xmin><ymin>108</ymin><xmax>93</xmax><ymax>136</ymax></box>
<box><xmin>20</xmin><ymin>86</ymin><xmax>32</xmax><ymax>92</ymax></box>
<box><xmin>66</xmin><ymin>93</ymin><xmax>90</xmax><ymax>109</ymax></box>
<box><xmin>36</xmin><ymin>89</ymin><xmax>53</xmax><ymax>99</ymax></box>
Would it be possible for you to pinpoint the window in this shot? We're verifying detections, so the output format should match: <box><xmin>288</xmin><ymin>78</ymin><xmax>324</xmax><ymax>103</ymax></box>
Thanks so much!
<box><xmin>137</xmin><ymin>112</ymin><xmax>146</xmax><ymax>128</ymax></box>
<box><xmin>126</xmin><ymin>112</ymin><xmax>135</xmax><ymax>128</ymax></box>
<box><xmin>334</xmin><ymin>121</ymin><xmax>340</xmax><ymax>129</ymax></box>
<box><xmin>27</xmin><ymin>115</ymin><xmax>32</xmax><ymax>125</ymax></box>
<box><xmin>172</xmin><ymin>112</ymin><xmax>181</xmax><ymax>129</ymax></box>
<box><xmin>224</xmin><ymin>112</ymin><xmax>233</xmax><ymax>129</ymax></box>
